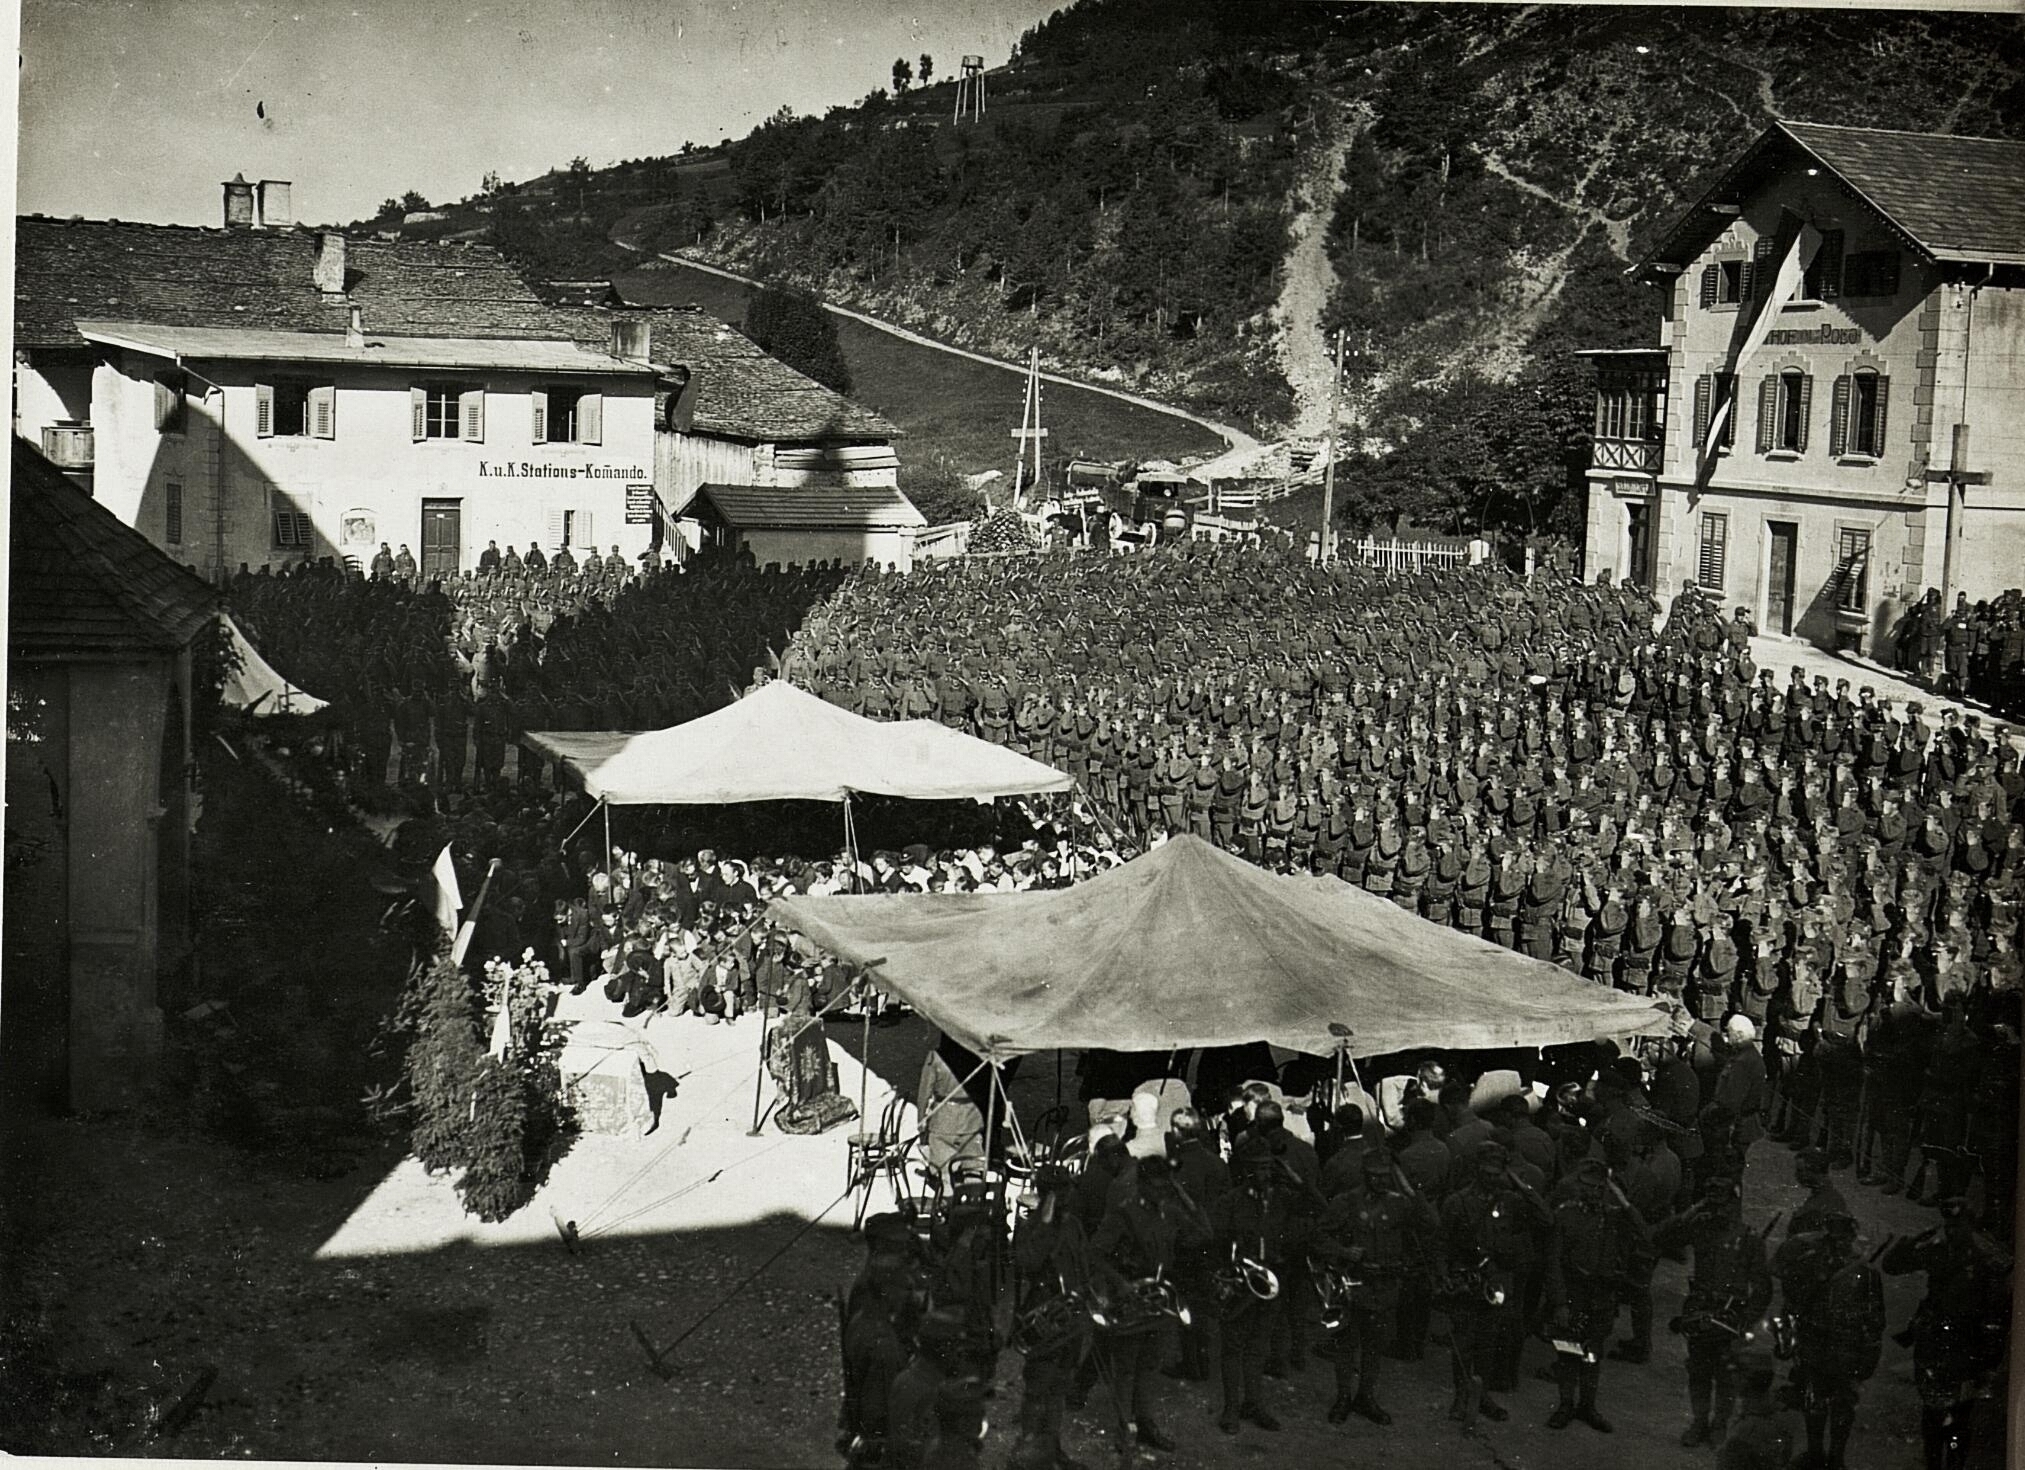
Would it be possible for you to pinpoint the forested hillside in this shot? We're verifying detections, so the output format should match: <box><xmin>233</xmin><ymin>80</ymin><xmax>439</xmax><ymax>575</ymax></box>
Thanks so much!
<box><xmin>380</xmin><ymin>1</ymin><xmax>2025</xmax><ymax>539</ymax></box>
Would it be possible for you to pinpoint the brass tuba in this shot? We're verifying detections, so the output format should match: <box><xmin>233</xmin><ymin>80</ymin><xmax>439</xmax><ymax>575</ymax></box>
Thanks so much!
<box><xmin>1211</xmin><ymin>1243</ymin><xmax>1279</xmax><ymax>1310</ymax></box>
<box><xmin>1012</xmin><ymin>1274</ymin><xmax>1094</xmax><ymax>1359</ymax></box>
<box><xmin>1093</xmin><ymin>1267</ymin><xmax>1192</xmax><ymax>1333</ymax></box>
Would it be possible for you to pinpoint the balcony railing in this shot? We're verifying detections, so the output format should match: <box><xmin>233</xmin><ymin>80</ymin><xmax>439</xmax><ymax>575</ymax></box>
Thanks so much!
<box><xmin>1590</xmin><ymin>437</ymin><xmax>1661</xmax><ymax>475</ymax></box>
<box><xmin>41</xmin><ymin>423</ymin><xmax>95</xmax><ymax>470</ymax></box>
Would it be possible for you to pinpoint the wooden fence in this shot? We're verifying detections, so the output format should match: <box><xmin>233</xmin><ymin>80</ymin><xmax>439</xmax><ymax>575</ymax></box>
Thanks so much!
<box><xmin>1347</xmin><ymin>536</ymin><xmax>1471</xmax><ymax>572</ymax></box>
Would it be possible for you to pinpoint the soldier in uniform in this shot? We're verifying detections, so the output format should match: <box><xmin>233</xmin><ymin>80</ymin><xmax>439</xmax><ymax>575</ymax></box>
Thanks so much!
<box><xmin>841</xmin><ymin>1256</ymin><xmax>917</xmax><ymax>1466</ymax></box>
<box><xmin>1881</xmin><ymin>1198</ymin><xmax>2014</xmax><ymax>1470</ymax></box>
<box><xmin>1543</xmin><ymin>1157</ymin><xmax>1650</xmax><ymax>1433</ymax></box>
<box><xmin>1654</xmin><ymin>1177</ymin><xmax>1772</xmax><ymax>1447</ymax></box>
<box><xmin>1088</xmin><ymin>1156</ymin><xmax>1197</xmax><ymax>1454</ymax></box>
<box><xmin>1775</xmin><ymin>1210</ymin><xmax>1884</xmax><ymax>1470</ymax></box>
<box><xmin>887</xmin><ymin>1311</ymin><xmax>972</xmax><ymax>1470</ymax></box>
<box><xmin>1316</xmin><ymin>1147</ymin><xmax>1435</xmax><ymax>1428</ymax></box>
<box><xmin>1208</xmin><ymin>1133</ymin><xmax>1297</xmax><ymax>1435</ymax></box>
<box><xmin>1011</xmin><ymin>1167</ymin><xmax>1091</xmax><ymax>1470</ymax></box>
<box><xmin>1437</xmin><ymin>1140</ymin><xmax>1549</xmax><ymax>1432</ymax></box>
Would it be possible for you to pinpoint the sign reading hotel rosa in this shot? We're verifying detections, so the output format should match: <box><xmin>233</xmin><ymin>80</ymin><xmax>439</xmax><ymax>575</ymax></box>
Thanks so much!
<box><xmin>476</xmin><ymin>461</ymin><xmax>651</xmax><ymax>480</ymax></box>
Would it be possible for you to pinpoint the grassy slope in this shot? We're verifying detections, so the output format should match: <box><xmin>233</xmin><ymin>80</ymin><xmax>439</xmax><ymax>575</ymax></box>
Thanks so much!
<box><xmin>624</xmin><ymin>262</ymin><xmax>1224</xmax><ymax>506</ymax></box>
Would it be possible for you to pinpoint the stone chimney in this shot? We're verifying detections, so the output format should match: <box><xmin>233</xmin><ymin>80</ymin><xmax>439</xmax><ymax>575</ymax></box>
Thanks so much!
<box><xmin>222</xmin><ymin>173</ymin><xmax>255</xmax><ymax>229</ymax></box>
<box><xmin>314</xmin><ymin>231</ymin><xmax>347</xmax><ymax>295</ymax></box>
<box><xmin>256</xmin><ymin>179</ymin><xmax>292</xmax><ymax>229</ymax></box>
<box><xmin>610</xmin><ymin>317</ymin><xmax>652</xmax><ymax>362</ymax></box>
<box><xmin>345</xmin><ymin>304</ymin><xmax>365</xmax><ymax>348</ymax></box>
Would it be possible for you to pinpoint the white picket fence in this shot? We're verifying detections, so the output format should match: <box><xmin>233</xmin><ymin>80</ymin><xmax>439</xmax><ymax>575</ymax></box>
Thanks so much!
<box><xmin>1348</xmin><ymin>536</ymin><xmax>1470</xmax><ymax>572</ymax></box>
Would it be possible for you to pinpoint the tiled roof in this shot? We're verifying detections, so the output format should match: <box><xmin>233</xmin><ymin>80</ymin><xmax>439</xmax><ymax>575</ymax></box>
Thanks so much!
<box><xmin>1639</xmin><ymin>121</ymin><xmax>2025</xmax><ymax>273</ymax></box>
<box><xmin>698</xmin><ymin>482</ymin><xmax>925</xmax><ymax>530</ymax></box>
<box><xmin>552</xmin><ymin>304</ymin><xmax>898</xmax><ymax>444</ymax></box>
<box><xmin>75</xmin><ymin>322</ymin><xmax>646</xmax><ymax>375</ymax></box>
<box><xmin>9</xmin><ymin>437</ymin><xmax>218</xmax><ymax>660</ymax></box>
<box><xmin>1779</xmin><ymin>123</ymin><xmax>2025</xmax><ymax>266</ymax></box>
<box><xmin>14</xmin><ymin>216</ymin><xmax>568</xmax><ymax>350</ymax></box>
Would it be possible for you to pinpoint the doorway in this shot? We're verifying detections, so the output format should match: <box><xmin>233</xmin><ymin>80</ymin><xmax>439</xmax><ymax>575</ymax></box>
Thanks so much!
<box><xmin>420</xmin><ymin>499</ymin><xmax>461</xmax><ymax>582</ymax></box>
<box><xmin>1765</xmin><ymin>520</ymin><xmax>1798</xmax><ymax>636</ymax></box>
<box><xmin>1625</xmin><ymin>501</ymin><xmax>1654</xmax><ymax>589</ymax></box>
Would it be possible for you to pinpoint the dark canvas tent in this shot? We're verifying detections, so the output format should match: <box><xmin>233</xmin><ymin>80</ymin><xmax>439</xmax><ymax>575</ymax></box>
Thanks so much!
<box><xmin>771</xmin><ymin>835</ymin><xmax>1671</xmax><ymax>1059</ymax></box>
<box><xmin>525</xmin><ymin>680</ymin><xmax>1072</xmax><ymax>805</ymax></box>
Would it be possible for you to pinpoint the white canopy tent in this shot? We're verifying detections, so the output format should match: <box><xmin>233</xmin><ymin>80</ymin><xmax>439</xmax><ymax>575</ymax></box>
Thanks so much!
<box><xmin>219</xmin><ymin>613</ymin><xmax>328</xmax><ymax>716</ymax></box>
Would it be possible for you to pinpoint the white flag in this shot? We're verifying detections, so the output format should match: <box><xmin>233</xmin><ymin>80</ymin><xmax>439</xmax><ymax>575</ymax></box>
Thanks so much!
<box><xmin>431</xmin><ymin>843</ymin><xmax>462</xmax><ymax>936</ymax></box>
<box><xmin>1701</xmin><ymin>211</ymin><xmax>1822</xmax><ymax>466</ymax></box>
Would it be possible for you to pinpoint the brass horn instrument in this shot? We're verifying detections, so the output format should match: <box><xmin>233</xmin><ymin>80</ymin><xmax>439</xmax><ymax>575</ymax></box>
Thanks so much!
<box><xmin>1212</xmin><ymin>1244</ymin><xmax>1281</xmax><ymax>1310</ymax></box>
<box><xmin>1310</xmin><ymin>1254</ymin><xmax>1361</xmax><ymax>1333</ymax></box>
<box><xmin>1093</xmin><ymin>1267</ymin><xmax>1192</xmax><ymax>1333</ymax></box>
<box><xmin>1012</xmin><ymin>1269</ymin><xmax>1093</xmax><ymax>1358</ymax></box>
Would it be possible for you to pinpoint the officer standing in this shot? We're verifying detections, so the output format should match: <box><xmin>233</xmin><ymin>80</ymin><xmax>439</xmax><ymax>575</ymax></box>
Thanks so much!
<box><xmin>1088</xmin><ymin>1157</ymin><xmax>1196</xmax><ymax>1455</ymax></box>
<box><xmin>1437</xmin><ymin>1140</ymin><xmax>1548</xmax><ymax>1432</ymax></box>
<box><xmin>1881</xmin><ymin>1199</ymin><xmax>2014</xmax><ymax>1470</ymax></box>
<box><xmin>1209</xmin><ymin>1134</ymin><xmax>1295</xmax><ymax>1435</ymax></box>
<box><xmin>1316</xmin><ymin>1148</ymin><xmax>1435</xmax><ymax>1428</ymax></box>
<box><xmin>1543</xmin><ymin>1157</ymin><xmax>1649</xmax><ymax>1433</ymax></box>
<box><xmin>1775</xmin><ymin>1210</ymin><xmax>1884</xmax><ymax>1470</ymax></box>
<box><xmin>1011</xmin><ymin>1166</ymin><xmax>1091</xmax><ymax>1470</ymax></box>
<box><xmin>1653</xmin><ymin>1177</ymin><xmax>1772</xmax><ymax>1447</ymax></box>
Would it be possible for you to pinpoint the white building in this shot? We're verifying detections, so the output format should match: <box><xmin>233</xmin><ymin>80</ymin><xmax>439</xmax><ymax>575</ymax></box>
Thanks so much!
<box><xmin>1583</xmin><ymin>123</ymin><xmax>2025</xmax><ymax>653</ymax></box>
<box><xmin>14</xmin><ymin>177</ymin><xmax>911</xmax><ymax>576</ymax></box>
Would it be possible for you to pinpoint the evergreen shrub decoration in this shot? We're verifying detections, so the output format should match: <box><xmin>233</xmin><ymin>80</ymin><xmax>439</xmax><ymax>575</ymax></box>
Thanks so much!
<box><xmin>969</xmin><ymin>508</ymin><xmax>1040</xmax><ymax>554</ymax></box>
<box><xmin>384</xmin><ymin>947</ymin><xmax>575</xmax><ymax>1222</ymax></box>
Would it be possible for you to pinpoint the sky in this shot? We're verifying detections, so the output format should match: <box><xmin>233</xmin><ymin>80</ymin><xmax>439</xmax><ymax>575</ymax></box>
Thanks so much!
<box><xmin>17</xmin><ymin>0</ymin><xmax>1064</xmax><ymax>228</ymax></box>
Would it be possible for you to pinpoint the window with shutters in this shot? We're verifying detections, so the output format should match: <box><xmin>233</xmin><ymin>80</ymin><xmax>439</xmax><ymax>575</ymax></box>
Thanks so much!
<box><xmin>1803</xmin><ymin>230</ymin><xmax>1844</xmax><ymax>301</ymax></box>
<box><xmin>1840</xmin><ymin>251</ymin><xmax>1900</xmax><ymax>299</ymax></box>
<box><xmin>1698</xmin><ymin>512</ymin><xmax>1728</xmax><ymax>592</ymax></box>
<box><xmin>419</xmin><ymin>385</ymin><xmax>460</xmax><ymax>439</ymax></box>
<box><xmin>537</xmin><ymin>386</ymin><xmax>601</xmax><ymax>444</ymax></box>
<box><xmin>1833</xmin><ymin>526</ymin><xmax>1871</xmax><ymax>614</ymax></box>
<box><xmin>1773</xmin><ymin>370</ymin><xmax>1811</xmax><ymax>453</ymax></box>
<box><xmin>1849</xmin><ymin>372</ymin><xmax>1886</xmax><ymax>457</ymax></box>
<box><xmin>165</xmin><ymin>482</ymin><xmax>183</xmax><ymax>545</ymax></box>
<box><xmin>155</xmin><ymin>372</ymin><xmax>188</xmax><ymax>436</ymax></box>
<box><xmin>1717</xmin><ymin>260</ymin><xmax>1744</xmax><ymax>306</ymax></box>
<box><xmin>256</xmin><ymin>380</ymin><xmax>333</xmax><ymax>439</ymax></box>
<box><xmin>271</xmin><ymin>489</ymin><xmax>313</xmax><ymax>549</ymax></box>
<box><xmin>1695</xmin><ymin>371</ymin><xmax>1739</xmax><ymax>451</ymax></box>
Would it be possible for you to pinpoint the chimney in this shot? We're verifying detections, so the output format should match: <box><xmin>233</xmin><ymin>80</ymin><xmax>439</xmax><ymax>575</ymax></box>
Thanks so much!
<box><xmin>345</xmin><ymin>304</ymin><xmax>365</xmax><ymax>348</ymax></box>
<box><xmin>671</xmin><ymin>367</ymin><xmax>700</xmax><ymax>432</ymax></box>
<box><xmin>314</xmin><ymin>231</ymin><xmax>347</xmax><ymax>294</ymax></box>
<box><xmin>222</xmin><ymin>172</ymin><xmax>255</xmax><ymax>229</ymax></box>
<box><xmin>256</xmin><ymin>179</ymin><xmax>293</xmax><ymax>229</ymax></box>
<box><xmin>610</xmin><ymin>317</ymin><xmax>651</xmax><ymax>362</ymax></box>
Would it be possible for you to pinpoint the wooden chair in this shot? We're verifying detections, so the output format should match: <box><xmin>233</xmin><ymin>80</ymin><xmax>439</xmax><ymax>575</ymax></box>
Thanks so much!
<box><xmin>846</xmin><ymin>1091</ymin><xmax>914</xmax><ymax>1228</ymax></box>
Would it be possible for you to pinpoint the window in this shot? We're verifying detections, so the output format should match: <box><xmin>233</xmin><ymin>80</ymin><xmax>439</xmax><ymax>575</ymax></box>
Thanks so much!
<box><xmin>165</xmin><ymin>482</ymin><xmax>183</xmax><ymax>545</ymax></box>
<box><xmin>1593</xmin><ymin>371</ymin><xmax>1663</xmax><ymax>441</ymax></box>
<box><xmin>1694</xmin><ymin>372</ymin><xmax>1740</xmax><ymax>451</ymax></box>
<box><xmin>1698</xmin><ymin>512</ymin><xmax>1728</xmax><ymax>592</ymax></box>
<box><xmin>154</xmin><ymin>373</ymin><xmax>187</xmax><ymax>435</ymax></box>
<box><xmin>1701</xmin><ymin>259</ymin><xmax>1747</xmax><ymax>309</ymax></box>
<box><xmin>271</xmin><ymin>490</ymin><xmax>312</xmax><ymax>549</ymax></box>
<box><xmin>1841</xmin><ymin>251</ymin><xmax>1900</xmax><ymax>299</ymax></box>
<box><xmin>256</xmin><ymin>381</ymin><xmax>335</xmax><ymax>439</ymax></box>
<box><xmin>1757</xmin><ymin>370</ymin><xmax>1812</xmax><ymax>455</ymax></box>
<box><xmin>533</xmin><ymin>387</ymin><xmax>602</xmax><ymax>445</ymax></box>
<box><xmin>1803</xmin><ymin>230</ymin><xmax>1844</xmax><ymax>301</ymax></box>
<box><xmin>547</xmin><ymin>507</ymin><xmax>593</xmax><ymax>548</ymax></box>
<box><xmin>1834</xmin><ymin>527</ymin><xmax>1871</xmax><ymax>614</ymax></box>
<box><xmin>411</xmin><ymin>385</ymin><xmax>485</xmax><ymax>441</ymax></box>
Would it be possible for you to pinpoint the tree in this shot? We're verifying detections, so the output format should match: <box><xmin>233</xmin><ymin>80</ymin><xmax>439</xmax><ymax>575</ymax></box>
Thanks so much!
<box><xmin>480</xmin><ymin>170</ymin><xmax>502</xmax><ymax>196</ymax></box>
<box><xmin>379</xmin><ymin>197</ymin><xmax>402</xmax><ymax>218</ymax></box>
<box><xmin>919</xmin><ymin>53</ymin><xmax>934</xmax><ymax>87</ymax></box>
<box><xmin>398</xmin><ymin>190</ymin><xmax>429</xmax><ymax>213</ymax></box>
<box><xmin>744</xmin><ymin>285</ymin><xmax>853</xmax><ymax>395</ymax></box>
<box><xmin>566</xmin><ymin>155</ymin><xmax>593</xmax><ymax>216</ymax></box>
<box><xmin>892</xmin><ymin>56</ymin><xmax>913</xmax><ymax>94</ymax></box>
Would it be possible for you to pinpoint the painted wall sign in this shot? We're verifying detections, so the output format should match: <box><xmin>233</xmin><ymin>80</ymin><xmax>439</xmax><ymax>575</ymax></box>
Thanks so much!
<box><xmin>475</xmin><ymin>461</ymin><xmax>651</xmax><ymax>480</ymax></box>
<box><xmin>1763</xmin><ymin>325</ymin><xmax>1863</xmax><ymax>346</ymax></box>
<box><xmin>624</xmin><ymin>483</ymin><xmax>659</xmax><ymax>525</ymax></box>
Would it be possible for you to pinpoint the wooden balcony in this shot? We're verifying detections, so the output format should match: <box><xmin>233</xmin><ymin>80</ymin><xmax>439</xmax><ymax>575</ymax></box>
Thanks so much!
<box><xmin>40</xmin><ymin>423</ymin><xmax>95</xmax><ymax>470</ymax></box>
<box><xmin>1590</xmin><ymin>437</ymin><xmax>1662</xmax><ymax>475</ymax></box>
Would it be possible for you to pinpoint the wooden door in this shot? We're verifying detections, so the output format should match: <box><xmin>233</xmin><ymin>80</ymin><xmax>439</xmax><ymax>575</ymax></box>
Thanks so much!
<box><xmin>1766</xmin><ymin>521</ymin><xmax>1798</xmax><ymax>636</ymax></box>
<box><xmin>420</xmin><ymin>500</ymin><xmax>461</xmax><ymax>581</ymax></box>
<box><xmin>1626</xmin><ymin>502</ymin><xmax>1653</xmax><ymax>589</ymax></box>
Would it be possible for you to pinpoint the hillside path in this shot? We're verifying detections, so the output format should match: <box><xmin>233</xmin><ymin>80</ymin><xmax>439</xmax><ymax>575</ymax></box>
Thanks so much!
<box><xmin>1278</xmin><ymin>103</ymin><xmax>1363</xmax><ymax>437</ymax></box>
<box><xmin>612</xmin><ymin>237</ymin><xmax>1259</xmax><ymax>457</ymax></box>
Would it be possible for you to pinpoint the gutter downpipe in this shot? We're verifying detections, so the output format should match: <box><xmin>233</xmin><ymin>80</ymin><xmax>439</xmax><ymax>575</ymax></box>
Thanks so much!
<box><xmin>175</xmin><ymin>356</ymin><xmax>231</xmax><ymax>584</ymax></box>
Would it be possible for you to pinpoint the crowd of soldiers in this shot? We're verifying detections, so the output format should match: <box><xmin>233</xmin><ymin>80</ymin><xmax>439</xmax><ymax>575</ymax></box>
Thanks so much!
<box><xmin>1889</xmin><ymin>588</ymin><xmax>2025</xmax><ymax>718</ymax></box>
<box><xmin>230</xmin><ymin>538</ymin><xmax>2020</xmax><ymax>1469</ymax></box>
<box><xmin>839</xmin><ymin>1042</ymin><xmax>2010</xmax><ymax>1470</ymax></box>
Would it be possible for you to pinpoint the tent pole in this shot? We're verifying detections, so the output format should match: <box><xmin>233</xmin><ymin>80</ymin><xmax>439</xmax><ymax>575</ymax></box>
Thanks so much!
<box><xmin>747</xmin><ymin>1016</ymin><xmax>772</xmax><ymax>1136</ymax></box>
<box><xmin>603</xmin><ymin>800</ymin><xmax>613</xmax><ymax>871</ymax></box>
<box><xmin>559</xmin><ymin>797</ymin><xmax>606</xmax><ymax>853</ymax></box>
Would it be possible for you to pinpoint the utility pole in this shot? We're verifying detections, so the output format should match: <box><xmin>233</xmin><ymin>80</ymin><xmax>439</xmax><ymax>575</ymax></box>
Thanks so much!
<box><xmin>1318</xmin><ymin>329</ymin><xmax>1345</xmax><ymax>563</ymax></box>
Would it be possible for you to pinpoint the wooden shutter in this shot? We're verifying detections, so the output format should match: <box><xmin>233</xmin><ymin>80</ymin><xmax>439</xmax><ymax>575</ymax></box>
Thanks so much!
<box><xmin>255</xmin><ymin>382</ymin><xmax>275</xmax><ymax>438</ymax></box>
<box><xmin>1794</xmin><ymin>374</ymin><xmax>1813</xmax><ymax>453</ymax></box>
<box><xmin>1871</xmin><ymin>375</ymin><xmax>1890</xmax><ymax>457</ymax></box>
<box><xmin>1693</xmin><ymin>375</ymin><xmax>1713</xmax><ymax>448</ymax></box>
<box><xmin>575</xmin><ymin>510</ymin><xmax>593</xmax><ymax>548</ymax></box>
<box><xmin>1755</xmin><ymin>375</ymin><xmax>1778</xmax><ymax>454</ymax></box>
<box><xmin>310</xmin><ymin>385</ymin><xmax>336</xmax><ymax>439</ymax></box>
<box><xmin>155</xmin><ymin>377</ymin><xmax>179</xmax><ymax>432</ymax></box>
<box><xmin>461</xmin><ymin>387</ymin><xmax>485</xmax><ymax>442</ymax></box>
<box><xmin>576</xmin><ymin>391</ymin><xmax>602</xmax><ymax>446</ymax></box>
<box><xmin>546</xmin><ymin>509</ymin><xmax>565</xmax><ymax>546</ymax></box>
<box><xmin>1699</xmin><ymin>513</ymin><xmax>1727</xmax><ymax>590</ymax></box>
<box><xmin>1814</xmin><ymin>230</ymin><xmax>1843</xmax><ymax>300</ymax></box>
<box><xmin>531</xmin><ymin>389</ymin><xmax>548</xmax><ymax>443</ymax></box>
<box><xmin>1829</xmin><ymin>375</ymin><xmax>1851</xmax><ymax>457</ymax></box>
<box><xmin>411</xmin><ymin>386</ymin><xmax>428</xmax><ymax>441</ymax></box>
<box><xmin>1699</xmin><ymin>264</ymin><xmax>1719</xmax><ymax>309</ymax></box>
<box><xmin>1743</xmin><ymin>238</ymin><xmax>1772</xmax><ymax>302</ymax></box>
